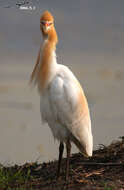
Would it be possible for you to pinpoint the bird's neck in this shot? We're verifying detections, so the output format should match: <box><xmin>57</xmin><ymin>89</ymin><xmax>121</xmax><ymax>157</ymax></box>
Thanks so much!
<box><xmin>37</xmin><ymin>28</ymin><xmax>58</xmax><ymax>91</ymax></box>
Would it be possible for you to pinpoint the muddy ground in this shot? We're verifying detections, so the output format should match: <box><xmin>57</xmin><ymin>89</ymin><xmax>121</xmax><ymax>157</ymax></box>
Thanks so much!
<box><xmin>0</xmin><ymin>139</ymin><xmax>124</xmax><ymax>190</ymax></box>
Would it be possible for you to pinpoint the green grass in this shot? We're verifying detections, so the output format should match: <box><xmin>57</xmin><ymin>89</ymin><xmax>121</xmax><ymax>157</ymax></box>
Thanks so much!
<box><xmin>0</xmin><ymin>165</ymin><xmax>33</xmax><ymax>189</ymax></box>
<box><xmin>7</xmin><ymin>187</ymin><xmax>33</xmax><ymax>190</ymax></box>
<box><xmin>103</xmin><ymin>182</ymin><xmax>114</xmax><ymax>190</ymax></box>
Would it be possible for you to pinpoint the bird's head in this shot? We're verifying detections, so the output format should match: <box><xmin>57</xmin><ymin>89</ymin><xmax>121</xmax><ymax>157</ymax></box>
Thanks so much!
<box><xmin>40</xmin><ymin>11</ymin><xmax>54</xmax><ymax>36</ymax></box>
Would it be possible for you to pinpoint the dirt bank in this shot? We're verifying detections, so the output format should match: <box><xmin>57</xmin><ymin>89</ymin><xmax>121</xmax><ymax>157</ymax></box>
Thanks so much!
<box><xmin>0</xmin><ymin>139</ymin><xmax>124</xmax><ymax>190</ymax></box>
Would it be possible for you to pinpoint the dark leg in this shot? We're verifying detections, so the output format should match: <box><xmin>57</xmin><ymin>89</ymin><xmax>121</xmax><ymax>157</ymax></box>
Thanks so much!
<box><xmin>57</xmin><ymin>142</ymin><xmax>64</xmax><ymax>179</ymax></box>
<box><xmin>65</xmin><ymin>139</ymin><xmax>71</xmax><ymax>181</ymax></box>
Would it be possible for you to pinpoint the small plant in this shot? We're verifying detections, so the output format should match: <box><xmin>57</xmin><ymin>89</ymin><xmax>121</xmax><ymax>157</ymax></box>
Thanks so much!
<box><xmin>7</xmin><ymin>187</ymin><xmax>31</xmax><ymax>190</ymax></box>
<box><xmin>0</xmin><ymin>165</ymin><xmax>32</xmax><ymax>189</ymax></box>
<box><xmin>103</xmin><ymin>182</ymin><xmax>114</xmax><ymax>190</ymax></box>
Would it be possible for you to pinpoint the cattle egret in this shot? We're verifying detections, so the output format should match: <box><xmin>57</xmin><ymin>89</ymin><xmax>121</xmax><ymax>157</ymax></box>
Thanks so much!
<box><xmin>30</xmin><ymin>10</ymin><xmax>93</xmax><ymax>180</ymax></box>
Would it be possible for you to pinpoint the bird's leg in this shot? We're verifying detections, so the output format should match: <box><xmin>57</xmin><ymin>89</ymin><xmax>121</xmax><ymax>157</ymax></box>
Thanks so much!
<box><xmin>65</xmin><ymin>139</ymin><xmax>71</xmax><ymax>181</ymax></box>
<box><xmin>57</xmin><ymin>142</ymin><xmax>64</xmax><ymax>179</ymax></box>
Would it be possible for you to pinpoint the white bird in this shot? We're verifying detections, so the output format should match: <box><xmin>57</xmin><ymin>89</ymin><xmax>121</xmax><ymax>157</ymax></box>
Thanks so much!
<box><xmin>30</xmin><ymin>10</ymin><xmax>93</xmax><ymax>180</ymax></box>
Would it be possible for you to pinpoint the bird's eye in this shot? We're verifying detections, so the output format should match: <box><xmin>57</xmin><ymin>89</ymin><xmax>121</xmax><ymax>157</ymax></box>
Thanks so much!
<box><xmin>40</xmin><ymin>21</ymin><xmax>53</xmax><ymax>26</ymax></box>
<box><xmin>41</xmin><ymin>21</ymin><xmax>45</xmax><ymax>25</ymax></box>
<box><xmin>48</xmin><ymin>22</ymin><xmax>53</xmax><ymax>26</ymax></box>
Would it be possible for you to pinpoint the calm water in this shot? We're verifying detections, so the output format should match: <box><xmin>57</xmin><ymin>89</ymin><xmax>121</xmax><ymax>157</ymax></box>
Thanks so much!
<box><xmin>0</xmin><ymin>0</ymin><xmax>124</xmax><ymax>165</ymax></box>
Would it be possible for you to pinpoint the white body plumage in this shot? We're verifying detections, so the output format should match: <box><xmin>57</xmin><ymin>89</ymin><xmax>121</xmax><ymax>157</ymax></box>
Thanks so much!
<box><xmin>39</xmin><ymin>45</ymin><xmax>93</xmax><ymax>157</ymax></box>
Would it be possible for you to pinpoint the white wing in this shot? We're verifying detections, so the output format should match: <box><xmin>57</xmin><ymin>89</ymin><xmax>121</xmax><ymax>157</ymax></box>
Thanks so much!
<box><xmin>49</xmin><ymin>65</ymin><xmax>93</xmax><ymax>156</ymax></box>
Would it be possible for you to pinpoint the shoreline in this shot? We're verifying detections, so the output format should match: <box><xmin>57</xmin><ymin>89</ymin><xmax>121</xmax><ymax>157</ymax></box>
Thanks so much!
<box><xmin>0</xmin><ymin>138</ymin><xmax>124</xmax><ymax>190</ymax></box>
